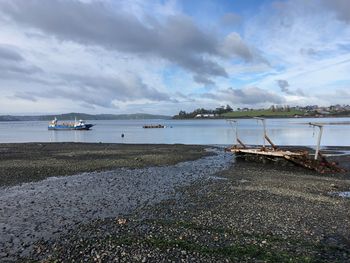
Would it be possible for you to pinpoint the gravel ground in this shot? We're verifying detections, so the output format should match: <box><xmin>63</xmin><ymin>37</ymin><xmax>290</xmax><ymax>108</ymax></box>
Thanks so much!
<box><xmin>26</xmin><ymin>152</ymin><xmax>350</xmax><ymax>262</ymax></box>
<box><xmin>0</xmin><ymin>147</ymin><xmax>232</xmax><ymax>261</ymax></box>
<box><xmin>0</xmin><ymin>143</ymin><xmax>210</xmax><ymax>187</ymax></box>
<box><xmin>1</xmin><ymin>143</ymin><xmax>350</xmax><ymax>262</ymax></box>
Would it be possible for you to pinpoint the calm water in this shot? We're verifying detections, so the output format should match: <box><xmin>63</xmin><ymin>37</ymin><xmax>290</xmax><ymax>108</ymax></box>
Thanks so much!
<box><xmin>0</xmin><ymin>118</ymin><xmax>349</xmax><ymax>146</ymax></box>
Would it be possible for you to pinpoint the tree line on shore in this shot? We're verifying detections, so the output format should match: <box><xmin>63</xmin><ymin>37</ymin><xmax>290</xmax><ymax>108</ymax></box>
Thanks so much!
<box><xmin>172</xmin><ymin>104</ymin><xmax>297</xmax><ymax>119</ymax></box>
<box><xmin>173</xmin><ymin>105</ymin><xmax>234</xmax><ymax>119</ymax></box>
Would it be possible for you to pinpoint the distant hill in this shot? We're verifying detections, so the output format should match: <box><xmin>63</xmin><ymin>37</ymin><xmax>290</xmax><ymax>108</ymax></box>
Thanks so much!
<box><xmin>0</xmin><ymin>113</ymin><xmax>171</xmax><ymax>121</ymax></box>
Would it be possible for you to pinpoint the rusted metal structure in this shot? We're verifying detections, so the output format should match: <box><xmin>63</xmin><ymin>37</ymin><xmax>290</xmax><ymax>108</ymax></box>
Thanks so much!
<box><xmin>225</xmin><ymin>119</ymin><xmax>346</xmax><ymax>173</ymax></box>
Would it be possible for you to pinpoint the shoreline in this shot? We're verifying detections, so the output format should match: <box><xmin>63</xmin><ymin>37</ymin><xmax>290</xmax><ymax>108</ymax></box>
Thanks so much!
<box><xmin>1</xmin><ymin>142</ymin><xmax>349</xmax><ymax>188</ymax></box>
<box><xmin>1</xmin><ymin>114</ymin><xmax>350</xmax><ymax>122</ymax></box>
<box><xmin>174</xmin><ymin>115</ymin><xmax>350</xmax><ymax>120</ymax></box>
<box><xmin>0</xmin><ymin>143</ymin><xmax>349</xmax><ymax>262</ymax></box>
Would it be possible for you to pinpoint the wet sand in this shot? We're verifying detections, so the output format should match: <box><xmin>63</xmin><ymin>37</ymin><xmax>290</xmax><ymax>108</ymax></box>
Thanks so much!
<box><xmin>0</xmin><ymin>143</ymin><xmax>349</xmax><ymax>262</ymax></box>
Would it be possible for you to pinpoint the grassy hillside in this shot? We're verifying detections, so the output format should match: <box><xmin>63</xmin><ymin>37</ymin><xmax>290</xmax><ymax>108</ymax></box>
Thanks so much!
<box><xmin>0</xmin><ymin>113</ymin><xmax>171</xmax><ymax>121</ymax></box>
<box><xmin>221</xmin><ymin>109</ymin><xmax>305</xmax><ymax>118</ymax></box>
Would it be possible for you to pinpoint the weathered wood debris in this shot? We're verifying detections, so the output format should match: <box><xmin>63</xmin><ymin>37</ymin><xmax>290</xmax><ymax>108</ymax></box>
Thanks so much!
<box><xmin>143</xmin><ymin>124</ymin><xmax>166</xmax><ymax>128</ymax></box>
<box><xmin>225</xmin><ymin>119</ymin><xmax>346</xmax><ymax>173</ymax></box>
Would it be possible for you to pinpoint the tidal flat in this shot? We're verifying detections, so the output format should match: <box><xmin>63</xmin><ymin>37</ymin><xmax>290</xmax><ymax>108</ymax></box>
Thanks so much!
<box><xmin>0</xmin><ymin>143</ymin><xmax>349</xmax><ymax>262</ymax></box>
<box><xmin>0</xmin><ymin>143</ymin><xmax>211</xmax><ymax>187</ymax></box>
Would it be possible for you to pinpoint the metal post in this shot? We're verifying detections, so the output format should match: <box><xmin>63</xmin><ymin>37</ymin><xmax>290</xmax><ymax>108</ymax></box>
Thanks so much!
<box><xmin>315</xmin><ymin>125</ymin><xmax>323</xmax><ymax>160</ymax></box>
<box><xmin>227</xmin><ymin>120</ymin><xmax>237</xmax><ymax>145</ymax></box>
<box><xmin>226</xmin><ymin>119</ymin><xmax>247</xmax><ymax>148</ymax></box>
<box><xmin>234</xmin><ymin>121</ymin><xmax>238</xmax><ymax>144</ymax></box>
<box><xmin>262</xmin><ymin>119</ymin><xmax>266</xmax><ymax>148</ymax></box>
<box><xmin>309</xmin><ymin>122</ymin><xmax>324</xmax><ymax>160</ymax></box>
<box><xmin>254</xmin><ymin>117</ymin><xmax>266</xmax><ymax>148</ymax></box>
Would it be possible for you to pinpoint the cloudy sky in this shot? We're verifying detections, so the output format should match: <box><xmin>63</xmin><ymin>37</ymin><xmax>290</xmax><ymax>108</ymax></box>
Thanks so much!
<box><xmin>0</xmin><ymin>0</ymin><xmax>349</xmax><ymax>115</ymax></box>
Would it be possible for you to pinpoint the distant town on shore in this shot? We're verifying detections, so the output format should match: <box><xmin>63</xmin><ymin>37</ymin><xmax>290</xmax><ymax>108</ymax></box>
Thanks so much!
<box><xmin>173</xmin><ymin>104</ymin><xmax>350</xmax><ymax>119</ymax></box>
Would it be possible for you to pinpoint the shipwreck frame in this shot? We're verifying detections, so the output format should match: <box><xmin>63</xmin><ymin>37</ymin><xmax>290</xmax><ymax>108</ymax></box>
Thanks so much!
<box><xmin>225</xmin><ymin>118</ymin><xmax>348</xmax><ymax>173</ymax></box>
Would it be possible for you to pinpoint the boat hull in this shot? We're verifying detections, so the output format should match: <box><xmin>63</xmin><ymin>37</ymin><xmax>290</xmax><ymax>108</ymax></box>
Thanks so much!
<box><xmin>48</xmin><ymin>124</ymin><xmax>94</xmax><ymax>130</ymax></box>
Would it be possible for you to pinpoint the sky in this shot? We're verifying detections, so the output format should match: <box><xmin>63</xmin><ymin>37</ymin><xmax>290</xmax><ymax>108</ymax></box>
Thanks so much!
<box><xmin>0</xmin><ymin>0</ymin><xmax>350</xmax><ymax>115</ymax></box>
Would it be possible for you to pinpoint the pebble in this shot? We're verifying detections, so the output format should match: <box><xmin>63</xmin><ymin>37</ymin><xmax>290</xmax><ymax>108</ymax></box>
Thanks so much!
<box><xmin>0</xmin><ymin>148</ymin><xmax>232</xmax><ymax>260</ymax></box>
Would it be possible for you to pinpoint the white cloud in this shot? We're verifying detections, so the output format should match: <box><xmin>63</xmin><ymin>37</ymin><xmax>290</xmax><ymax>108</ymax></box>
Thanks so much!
<box><xmin>220</xmin><ymin>32</ymin><xmax>256</xmax><ymax>62</ymax></box>
<box><xmin>240</xmin><ymin>0</ymin><xmax>350</xmax><ymax>106</ymax></box>
<box><xmin>200</xmin><ymin>86</ymin><xmax>285</xmax><ymax>106</ymax></box>
<box><xmin>0</xmin><ymin>0</ymin><xmax>349</xmax><ymax>115</ymax></box>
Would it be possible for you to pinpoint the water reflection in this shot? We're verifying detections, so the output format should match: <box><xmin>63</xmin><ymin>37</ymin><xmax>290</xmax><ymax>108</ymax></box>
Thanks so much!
<box><xmin>49</xmin><ymin>130</ymin><xmax>89</xmax><ymax>143</ymax></box>
<box><xmin>49</xmin><ymin>131</ymin><xmax>56</xmax><ymax>143</ymax></box>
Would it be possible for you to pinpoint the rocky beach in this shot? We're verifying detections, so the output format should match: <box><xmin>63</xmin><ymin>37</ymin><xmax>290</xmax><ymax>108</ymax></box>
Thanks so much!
<box><xmin>0</xmin><ymin>143</ymin><xmax>349</xmax><ymax>262</ymax></box>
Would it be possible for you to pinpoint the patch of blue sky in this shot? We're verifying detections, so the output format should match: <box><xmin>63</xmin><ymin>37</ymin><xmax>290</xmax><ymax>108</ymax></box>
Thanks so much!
<box><xmin>271</xmin><ymin>64</ymin><xmax>287</xmax><ymax>73</ymax></box>
<box><xmin>337</xmin><ymin>43</ymin><xmax>350</xmax><ymax>53</ymax></box>
<box><xmin>193</xmin><ymin>86</ymin><xmax>214</xmax><ymax>94</ymax></box>
<box><xmin>162</xmin><ymin>66</ymin><xmax>181</xmax><ymax>86</ymax></box>
<box><xmin>309</xmin><ymin>49</ymin><xmax>342</xmax><ymax>61</ymax></box>
<box><xmin>261</xmin><ymin>51</ymin><xmax>293</xmax><ymax>68</ymax></box>
<box><xmin>177</xmin><ymin>0</ymin><xmax>272</xmax><ymax>33</ymax></box>
<box><xmin>179</xmin><ymin>0</ymin><xmax>273</xmax><ymax>17</ymax></box>
<box><xmin>329</xmin><ymin>79</ymin><xmax>350</xmax><ymax>88</ymax></box>
<box><xmin>226</xmin><ymin>76</ymin><xmax>257</xmax><ymax>87</ymax></box>
<box><xmin>161</xmin><ymin>66</ymin><xmax>194</xmax><ymax>92</ymax></box>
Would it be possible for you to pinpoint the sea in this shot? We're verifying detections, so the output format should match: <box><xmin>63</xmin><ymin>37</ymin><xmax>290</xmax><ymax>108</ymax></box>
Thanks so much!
<box><xmin>0</xmin><ymin>117</ymin><xmax>349</xmax><ymax>146</ymax></box>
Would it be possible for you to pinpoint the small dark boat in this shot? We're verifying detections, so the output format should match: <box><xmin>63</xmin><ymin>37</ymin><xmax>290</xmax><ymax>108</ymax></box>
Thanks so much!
<box><xmin>143</xmin><ymin>124</ymin><xmax>166</xmax><ymax>129</ymax></box>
